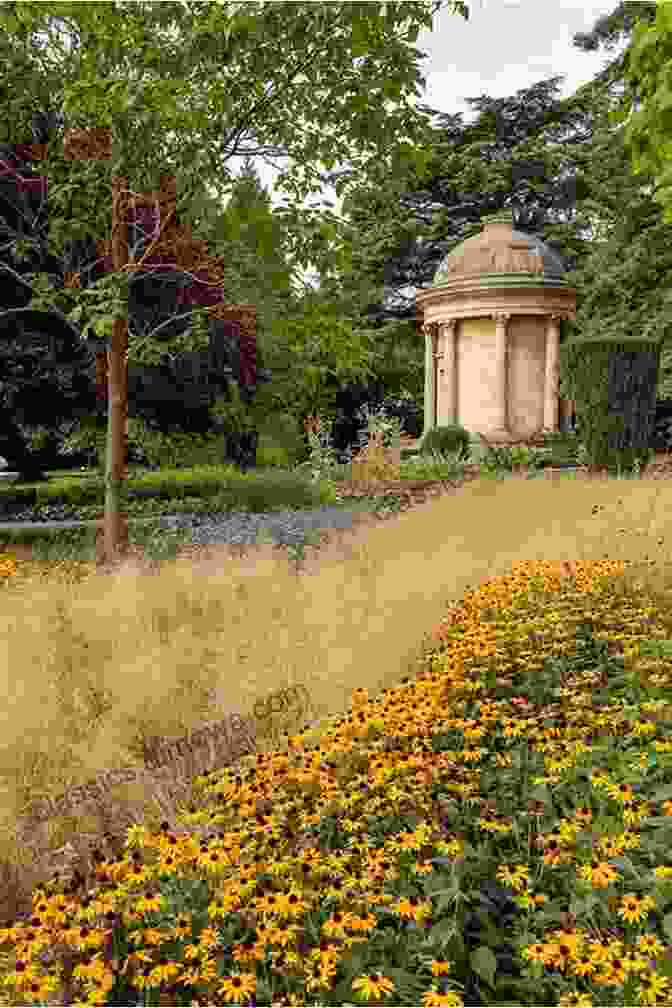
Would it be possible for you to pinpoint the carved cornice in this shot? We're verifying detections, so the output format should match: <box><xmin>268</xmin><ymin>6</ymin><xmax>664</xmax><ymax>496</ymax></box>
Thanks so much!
<box><xmin>416</xmin><ymin>285</ymin><xmax>577</xmax><ymax>325</ymax></box>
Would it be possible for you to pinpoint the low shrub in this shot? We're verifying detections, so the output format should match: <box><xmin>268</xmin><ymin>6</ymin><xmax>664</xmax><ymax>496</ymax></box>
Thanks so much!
<box><xmin>421</xmin><ymin>424</ymin><xmax>472</xmax><ymax>462</ymax></box>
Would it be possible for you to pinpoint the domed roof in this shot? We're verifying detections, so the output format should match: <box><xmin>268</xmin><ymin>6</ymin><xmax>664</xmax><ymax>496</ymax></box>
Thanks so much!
<box><xmin>432</xmin><ymin>208</ymin><xmax>569</xmax><ymax>287</ymax></box>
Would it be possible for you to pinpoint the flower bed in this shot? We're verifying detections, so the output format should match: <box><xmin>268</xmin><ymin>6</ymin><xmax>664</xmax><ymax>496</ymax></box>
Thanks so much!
<box><xmin>3</xmin><ymin>556</ymin><xmax>672</xmax><ymax>1005</ymax></box>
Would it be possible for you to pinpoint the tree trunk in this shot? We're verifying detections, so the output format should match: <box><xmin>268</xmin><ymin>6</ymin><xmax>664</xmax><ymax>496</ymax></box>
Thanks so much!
<box><xmin>99</xmin><ymin>176</ymin><xmax>130</xmax><ymax>568</ymax></box>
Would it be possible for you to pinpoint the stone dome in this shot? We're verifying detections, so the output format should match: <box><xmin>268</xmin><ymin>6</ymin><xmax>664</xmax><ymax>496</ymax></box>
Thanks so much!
<box><xmin>432</xmin><ymin>208</ymin><xmax>570</xmax><ymax>287</ymax></box>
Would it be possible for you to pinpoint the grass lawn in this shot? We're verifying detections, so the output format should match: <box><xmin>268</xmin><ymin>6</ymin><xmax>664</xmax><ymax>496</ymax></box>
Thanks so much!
<box><xmin>0</xmin><ymin>441</ymin><xmax>671</xmax><ymax>1005</ymax></box>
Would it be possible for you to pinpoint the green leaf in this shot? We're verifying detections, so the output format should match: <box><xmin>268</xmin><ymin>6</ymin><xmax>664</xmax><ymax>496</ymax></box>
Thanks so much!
<box><xmin>570</xmin><ymin>893</ymin><xmax>598</xmax><ymax>917</ymax></box>
<box><xmin>610</xmin><ymin>856</ymin><xmax>641</xmax><ymax>880</ymax></box>
<box><xmin>427</xmin><ymin>917</ymin><xmax>456</xmax><ymax>948</ymax></box>
<box><xmin>657</xmin><ymin>3</ymin><xmax>672</xmax><ymax>36</ymax></box>
<box><xmin>656</xmin><ymin>950</ymin><xmax>672</xmax><ymax>981</ymax></box>
<box><xmin>470</xmin><ymin>945</ymin><xmax>497</xmax><ymax>988</ymax></box>
<box><xmin>431</xmin><ymin>880</ymin><xmax>461</xmax><ymax>914</ymax></box>
<box><xmin>92</xmin><ymin>313</ymin><xmax>118</xmax><ymax>341</ymax></box>
<box><xmin>663</xmin><ymin>911</ymin><xmax>672</xmax><ymax>942</ymax></box>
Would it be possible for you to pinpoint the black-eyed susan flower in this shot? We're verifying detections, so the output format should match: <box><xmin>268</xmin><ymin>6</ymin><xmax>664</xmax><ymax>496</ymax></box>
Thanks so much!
<box><xmin>213</xmin><ymin>971</ymin><xmax>257</xmax><ymax>1004</ymax></box>
<box><xmin>637</xmin><ymin>933</ymin><xmax>665</xmax><ymax>959</ymax></box>
<box><xmin>578</xmin><ymin>859</ymin><xmax>622</xmax><ymax>888</ymax></box>
<box><xmin>617</xmin><ymin>892</ymin><xmax>656</xmax><ymax>925</ymax></box>
<box><xmin>496</xmin><ymin>863</ymin><xmax>531</xmax><ymax>892</ymax></box>
<box><xmin>351</xmin><ymin>971</ymin><xmax>396</xmax><ymax>1001</ymax></box>
<box><xmin>422</xmin><ymin>990</ymin><xmax>464</xmax><ymax>1007</ymax></box>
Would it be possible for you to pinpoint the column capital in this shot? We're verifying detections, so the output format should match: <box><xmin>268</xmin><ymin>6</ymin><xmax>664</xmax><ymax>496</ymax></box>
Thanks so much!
<box><xmin>492</xmin><ymin>312</ymin><xmax>511</xmax><ymax>325</ymax></box>
<box><xmin>546</xmin><ymin>312</ymin><xmax>566</xmax><ymax>325</ymax></box>
<box><xmin>437</xmin><ymin>318</ymin><xmax>458</xmax><ymax>332</ymax></box>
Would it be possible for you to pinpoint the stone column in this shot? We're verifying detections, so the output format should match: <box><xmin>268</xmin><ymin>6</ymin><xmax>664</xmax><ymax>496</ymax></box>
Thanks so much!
<box><xmin>436</xmin><ymin>319</ymin><xmax>457</xmax><ymax>427</ymax></box>
<box><xmin>543</xmin><ymin>314</ymin><xmax>562</xmax><ymax>434</ymax></box>
<box><xmin>490</xmin><ymin>312</ymin><xmax>511</xmax><ymax>440</ymax></box>
<box><xmin>422</xmin><ymin>321</ymin><xmax>437</xmax><ymax>439</ymax></box>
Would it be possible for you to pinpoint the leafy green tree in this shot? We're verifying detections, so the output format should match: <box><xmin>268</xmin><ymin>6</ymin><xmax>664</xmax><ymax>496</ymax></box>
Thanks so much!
<box><xmin>188</xmin><ymin>157</ymin><xmax>296</xmax><ymax>309</ymax></box>
<box><xmin>179</xmin><ymin>156</ymin><xmax>304</xmax><ymax>429</ymax></box>
<box><xmin>555</xmin><ymin>3</ymin><xmax>672</xmax><ymax>409</ymax></box>
<box><xmin>0</xmin><ymin>1</ymin><xmax>468</xmax><ymax>458</ymax></box>
<box><xmin>611</xmin><ymin>0</ymin><xmax>672</xmax><ymax>225</ymax></box>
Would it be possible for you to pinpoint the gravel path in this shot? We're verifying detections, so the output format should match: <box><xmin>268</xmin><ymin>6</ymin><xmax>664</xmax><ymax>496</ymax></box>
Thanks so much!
<box><xmin>0</xmin><ymin>500</ymin><xmax>375</xmax><ymax>551</ymax></box>
<box><xmin>150</xmin><ymin>505</ymin><xmax>370</xmax><ymax>550</ymax></box>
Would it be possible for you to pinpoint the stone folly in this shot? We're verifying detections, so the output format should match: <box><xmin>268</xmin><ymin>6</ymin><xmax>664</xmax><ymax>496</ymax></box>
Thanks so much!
<box><xmin>415</xmin><ymin>209</ymin><xmax>578</xmax><ymax>445</ymax></box>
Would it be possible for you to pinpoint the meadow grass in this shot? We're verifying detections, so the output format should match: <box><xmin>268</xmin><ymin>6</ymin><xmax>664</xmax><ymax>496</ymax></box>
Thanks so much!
<box><xmin>0</xmin><ymin>446</ymin><xmax>671</xmax><ymax>1004</ymax></box>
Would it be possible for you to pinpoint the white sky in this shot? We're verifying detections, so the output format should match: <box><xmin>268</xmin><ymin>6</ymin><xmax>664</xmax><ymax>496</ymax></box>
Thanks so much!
<box><xmin>33</xmin><ymin>1</ymin><xmax>630</xmax><ymax>294</ymax></box>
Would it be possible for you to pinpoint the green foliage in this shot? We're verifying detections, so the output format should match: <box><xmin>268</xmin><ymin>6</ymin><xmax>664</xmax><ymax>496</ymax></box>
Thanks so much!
<box><xmin>255</xmin><ymin>434</ymin><xmax>294</xmax><ymax>471</ymax></box>
<box><xmin>186</xmin><ymin>156</ymin><xmax>296</xmax><ymax>311</ymax></box>
<box><xmin>613</xmin><ymin>2</ymin><xmax>672</xmax><ymax>225</ymax></box>
<box><xmin>420</xmin><ymin>424</ymin><xmax>472</xmax><ymax>462</ymax></box>
<box><xmin>561</xmin><ymin>335</ymin><xmax>660</xmax><ymax>471</ymax></box>
<box><xmin>261</xmin><ymin>290</ymin><xmax>381</xmax><ymax>429</ymax></box>
<box><xmin>398</xmin><ymin>451</ymin><xmax>469</xmax><ymax>482</ymax></box>
<box><xmin>47</xmin><ymin>408</ymin><xmax>312</xmax><ymax>490</ymax></box>
<box><xmin>537</xmin><ymin>430</ymin><xmax>582</xmax><ymax>464</ymax></box>
<box><xmin>560</xmin><ymin>85</ymin><xmax>672</xmax><ymax>403</ymax></box>
<box><xmin>56</xmin><ymin>414</ymin><xmax>230</xmax><ymax>472</ymax></box>
<box><xmin>0</xmin><ymin>0</ymin><xmax>451</xmax><ymax>314</ymax></box>
<box><xmin>124</xmin><ymin>419</ymin><xmax>230</xmax><ymax>471</ymax></box>
<box><xmin>0</xmin><ymin>1</ymin><xmax>457</xmax><ymax>475</ymax></box>
<box><xmin>209</xmin><ymin>385</ymin><xmax>257</xmax><ymax>435</ymax></box>
<box><xmin>255</xmin><ymin>410</ymin><xmax>308</xmax><ymax>469</ymax></box>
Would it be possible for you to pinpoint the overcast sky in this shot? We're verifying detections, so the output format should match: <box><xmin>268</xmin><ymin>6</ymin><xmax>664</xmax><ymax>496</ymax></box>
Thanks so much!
<box><xmin>236</xmin><ymin>0</ymin><xmax>630</xmax><ymax>290</ymax></box>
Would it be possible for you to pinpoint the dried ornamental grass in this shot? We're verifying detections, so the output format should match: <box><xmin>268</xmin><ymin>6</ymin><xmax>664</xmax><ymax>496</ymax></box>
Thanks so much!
<box><xmin>349</xmin><ymin>430</ymin><xmax>403</xmax><ymax>489</ymax></box>
<box><xmin>2</xmin><ymin>712</ymin><xmax>259</xmax><ymax>930</ymax></box>
<box><xmin>2</xmin><ymin>464</ymin><xmax>672</xmax><ymax>1003</ymax></box>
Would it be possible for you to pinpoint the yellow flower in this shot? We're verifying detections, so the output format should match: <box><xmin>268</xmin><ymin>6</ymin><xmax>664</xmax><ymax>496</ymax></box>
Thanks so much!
<box><xmin>559</xmin><ymin>993</ymin><xmax>593</xmax><ymax>1007</ymax></box>
<box><xmin>617</xmin><ymin>893</ymin><xmax>655</xmax><ymax>925</ymax></box>
<box><xmin>571</xmin><ymin>954</ymin><xmax>596</xmax><ymax>979</ymax></box>
<box><xmin>351</xmin><ymin>972</ymin><xmax>396</xmax><ymax>1001</ymax></box>
<box><xmin>637</xmin><ymin>933</ymin><xmax>665</xmax><ymax>959</ymax></box>
<box><xmin>637</xmin><ymin>970</ymin><xmax>670</xmax><ymax>1005</ymax></box>
<box><xmin>496</xmin><ymin>863</ymin><xmax>530</xmax><ymax>892</ymax></box>
<box><xmin>605</xmin><ymin>781</ymin><xmax>634</xmax><ymax>802</ymax></box>
<box><xmin>521</xmin><ymin>942</ymin><xmax>546</xmax><ymax>963</ymax></box>
<box><xmin>214</xmin><ymin>972</ymin><xmax>257</xmax><ymax>1004</ymax></box>
<box><xmin>578</xmin><ymin>859</ymin><xmax>621</xmax><ymax>888</ymax></box>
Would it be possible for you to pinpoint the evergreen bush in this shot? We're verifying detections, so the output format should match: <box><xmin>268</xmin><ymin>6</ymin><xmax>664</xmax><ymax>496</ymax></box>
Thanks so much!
<box><xmin>420</xmin><ymin>424</ymin><xmax>472</xmax><ymax>462</ymax></box>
